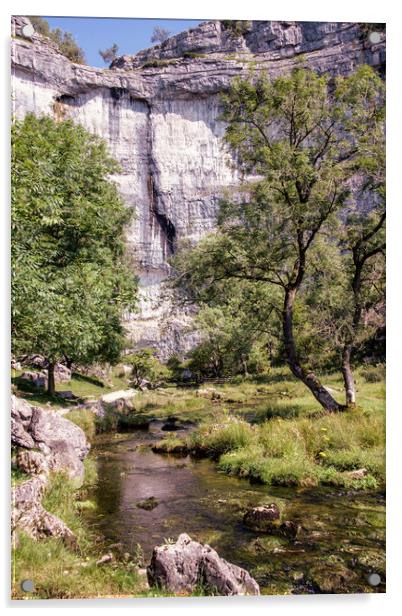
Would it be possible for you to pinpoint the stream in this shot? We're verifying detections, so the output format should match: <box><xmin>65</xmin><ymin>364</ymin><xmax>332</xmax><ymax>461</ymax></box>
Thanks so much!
<box><xmin>83</xmin><ymin>424</ymin><xmax>385</xmax><ymax>595</ymax></box>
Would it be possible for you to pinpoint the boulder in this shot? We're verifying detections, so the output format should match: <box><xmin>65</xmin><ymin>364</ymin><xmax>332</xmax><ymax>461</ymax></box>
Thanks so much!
<box><xmin>19</xmin><ymin>371</ymin><xmax>47</xmax><ymax>390</ymax></box>
<box><xmin>12</xmin><ymin>473</ymin><xmax>77</xmax><ymax>548</ymax></box>
<box><xmin>101</xmin><ymin>389</ymin><xmax>137</xmax><ymax>406</ymax></box>
<box><xmin>54</xmin><ymin>363</ymin><xmax>71</xmax><ymax>383</ymax></box>
<box><xmin>30</xmin><ymin>406</ymin><xmax>89</xmax><ymax>461</ymax></box>
<box><xmin>243</xmin><ymin>503</ymin><xmax>281</xmax><ymax>532</ymax></box>
<box><xmin>56</xmin><ymin>390</ymin><xmax>77</xmax><ymax>400</ymax></box>
<box><xmin>11</xmin><ymin>396</ymin><xmax>89</xmax><ymax>546</ymax></box>
<box><xmin>147</xmin><ymin>533</ymin><xmax>259</xmax><ymax>596</ymax></box>
<box><xmin>346</xmin><ymin>468</ymin><xmax>368</xmax><ymax>479</ymax></box>
<box><xmin>11</xmin><ymin>418</ymin><xmax>35</xmax><ymax>449</ymax></box>
<box><xmin>21</xmin><ymin>354</ymin><xmax>47</xmax><ymax>369</ymax></box>
<box><xmin>96</xmin><ymin>553</ymin><xmax>114</xmax><ymax>565</ymax></box>
<box><xmin>11</xmin><ymin>395</ymin><xmax>33</xmax><ymax>426</ymax></box>
<box><xmin>48</xmin><ymin>440</ymin><xmax>86</xmax><ymax>485</ymax></box>
<box><xmin>196</xmin><ymin>388</ymin><xmax>221</xmax><ymax>400</ymax></box>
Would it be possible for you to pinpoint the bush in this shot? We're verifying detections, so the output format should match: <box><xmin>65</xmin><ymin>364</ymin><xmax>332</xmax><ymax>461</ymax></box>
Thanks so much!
<box><xmin>126</xmin><ymin>349</ymin><xmax>171</xmax><ymax>387</ymax></box>
<box><xmin>360</xmin><ymin>364</ymin><xmax>386</xmax><ymax>383</ymax></box>
<box><xmin>220</xmin><ymin>20</ymin><xmax>252</xmax><ymax>36</ymax></box>
<box><xmin>28</xmin><ymin>16</ymin><xmax>86</xmax><ymax>63</ymax></box>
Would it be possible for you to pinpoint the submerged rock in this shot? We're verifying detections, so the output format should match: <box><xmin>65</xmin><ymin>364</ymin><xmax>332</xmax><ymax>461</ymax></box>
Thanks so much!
<box><xmin>243</xmin><ymin>503</ymin><xmax>280</xmax><ymax>532</ymax></box>
<box><xmin>308</xmin><ymin>561</ymin><xmax>358</xmax><ymax>593</ymax></box>
<box><xmin>137</xmin><ymin>496</ymin><xmax>159</xmax><ymax>511</ymax></box>
<box><xmin>147</xmin><ymin>533</ymin><xmax>260</xmax><ymax>595</ymax></box>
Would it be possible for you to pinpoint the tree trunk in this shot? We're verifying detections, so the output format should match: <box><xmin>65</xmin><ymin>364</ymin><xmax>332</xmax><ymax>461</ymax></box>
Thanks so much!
<box><xmin>341</xmin><ymin>346</ymin><xmax>356</xmax><ymax>407</ymax></box>
<box><xmin>47</xmin><ymin>362</ymin><xmax>56</xmax><ymax>396</ymax></box>
<box><xmin>282</xmin><ymin>289</ymin><xmax>341</xmax><ymax>412</ymax></box>
<box><xmin>64</xmin><ymin>355</ymin><xmax>73</xmax><ymax>370</ymax></box>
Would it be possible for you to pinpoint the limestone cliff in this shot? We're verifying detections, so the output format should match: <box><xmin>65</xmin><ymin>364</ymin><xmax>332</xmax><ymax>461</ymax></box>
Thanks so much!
<box><xmin>11</xmin><ymin>16</ymin><xmax>385</xmax><ymax>357</ymax></box>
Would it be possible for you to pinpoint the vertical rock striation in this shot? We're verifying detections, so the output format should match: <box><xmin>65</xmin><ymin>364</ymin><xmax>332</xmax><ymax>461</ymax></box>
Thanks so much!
<box><xmin>11</xmin><ymin>16</ymin><xmax>385</xmax><ymax>357</ymax></box>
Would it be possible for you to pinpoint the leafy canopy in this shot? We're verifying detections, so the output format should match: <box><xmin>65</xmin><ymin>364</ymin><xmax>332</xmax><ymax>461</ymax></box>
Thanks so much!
<box><xmin>172</xmin><ymin>65</ymin><xmax>385</xmax><ymax>383</ymax></box>
<box><xmin>12</xmin><ymin>114</ymin><xmax>137</xmax><ymax>366</ymax></box>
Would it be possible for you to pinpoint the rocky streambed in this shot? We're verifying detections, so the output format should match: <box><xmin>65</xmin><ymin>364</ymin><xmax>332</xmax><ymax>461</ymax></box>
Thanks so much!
<box><xmin>83</xmin><ymin>425</ymin><xmax>386</xmax><ymax>595</ymax></box>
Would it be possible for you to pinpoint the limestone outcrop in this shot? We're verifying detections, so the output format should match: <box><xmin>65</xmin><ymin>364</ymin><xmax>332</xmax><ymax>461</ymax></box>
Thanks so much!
<box><xmin>11</xmin><ymin>16</ymin><xmax>385</xmax><ymax>357</ymax></box>
<box><xmin>11</xmin><ymin>395</ymin><xmax>90</xmax><ymax>542</ymax></box>
<box><xmin>147</xmin><ymin>533</ymin><xmax>260</xmax><ymax>595</ymax></box>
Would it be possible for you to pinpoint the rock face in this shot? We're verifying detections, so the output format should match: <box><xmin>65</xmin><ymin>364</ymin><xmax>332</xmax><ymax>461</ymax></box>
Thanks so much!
<box><xmin>147</xmin><ymin>533</ymin><xmax>260</xmax><ymax>595</ymax></box>
<box><xmin>12</xmin><ymin>476</ymin><xmax>77</xmax><ymax>548</ymax></box>
<box><xmin>11</xmin><ymin>395</ymin><xmax>89</xmax><ymax>485</ymax></box>
<box><xmin>11</xmin><ymin>395</ymin><xmax>90</xmax><ymax>544</ymax></box>
<box><xmin>11</xmin><ymin>16</ymin><xmax>385</xmax><ymax>356</ymax></box>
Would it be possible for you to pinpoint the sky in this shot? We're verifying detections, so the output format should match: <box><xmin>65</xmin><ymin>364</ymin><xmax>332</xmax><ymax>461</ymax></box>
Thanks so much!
<box><xmin>43</xmin><ymin>17</ymin><xmax>204</xmax><ymax>67</ymax></box>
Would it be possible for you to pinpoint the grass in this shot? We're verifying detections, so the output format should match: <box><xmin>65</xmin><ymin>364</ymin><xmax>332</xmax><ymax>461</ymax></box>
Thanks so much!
<box><xmin>152</xmin><ymin>368</ymin><xmax>385</xmax><ymax>490</ymax></box>
<box><xmin>64</xmin><ymin>408</ymin><xmax>97</xmax><ymax>440</ymax></box>
<box><xmin>11</xmin><ymin>365</ymin><xmax>385</xmax><ymax>597</ymax></box>
<box><xmin>11</xmin><ymin>369</ymin><xmax>129</xmax><ymax>410</ymax></box>
<box><xmin>12</xmin><ymin>462</ymin><xmax>148</xmax><ymax>599</ymax></box>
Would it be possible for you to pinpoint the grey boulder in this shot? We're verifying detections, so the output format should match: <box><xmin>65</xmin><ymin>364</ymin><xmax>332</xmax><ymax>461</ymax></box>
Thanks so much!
<box><xmin>30</xmin><ymin>406</ymin><xmax>89</xmax><ymax>461</ymax></box>
<box><xmin>147</xmin><ymin>533</ymin><xmax>259</xmax><ymax>596</ymax></box>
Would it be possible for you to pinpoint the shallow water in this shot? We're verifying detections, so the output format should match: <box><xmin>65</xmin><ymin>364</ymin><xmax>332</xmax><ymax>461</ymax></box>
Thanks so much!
<box><xmin>84</xmin><ymin>427</ymin><xmax>385</xmax><ymax>595</ymax></box>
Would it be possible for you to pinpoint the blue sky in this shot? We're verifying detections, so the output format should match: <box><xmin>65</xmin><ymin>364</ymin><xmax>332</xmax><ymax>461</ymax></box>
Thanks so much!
<box><xmin>43</xmin><ymin>17</ymin><xmax>204</xmax><ymax>67</ymax></box>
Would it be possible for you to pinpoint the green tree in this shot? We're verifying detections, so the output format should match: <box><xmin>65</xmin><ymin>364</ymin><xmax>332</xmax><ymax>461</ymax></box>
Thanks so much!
<box><xmin>28</xmin><ymin>16</ymin><xmax>86</xmax><ymax>64</ymax></box>
<box><xmin>99</xmin><ymin>43</ymin><xmax>119</xmax><ymax>65</ymax></box>
<box><xmin>173</xmin><ymin>65</ymin><xmax>385</xmax><ymax>410</ymax></box>
<box><xmin>126</xmin><ymin>349</ymin><xmax>171</xmax><ymax>387</ymax></box>
<box><xmin>12</xmin><ymin>114</ymin><xmax>137</xmax><ymax>395</ymax></box>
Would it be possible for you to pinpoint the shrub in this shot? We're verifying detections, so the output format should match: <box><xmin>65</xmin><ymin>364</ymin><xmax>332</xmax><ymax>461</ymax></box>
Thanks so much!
<box><xmin>126</xmin><ymin>349</ymin><xmax>172</xmax><ymax>387</ymax></box>
<box><xmin>28</xmin><ymin>16</ymin><xmax>86</xmax><ymax>63</ymax></box>
<box><xmin>360</xmin><ymin>364</ymin><xmax>386</xmax><ymax>383</ymax></box>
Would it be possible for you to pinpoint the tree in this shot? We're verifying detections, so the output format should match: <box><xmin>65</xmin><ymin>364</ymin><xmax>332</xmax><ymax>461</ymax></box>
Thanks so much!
<box><xmin>28</xmin><ymin>16</ymin><xmax>86</xmax><ymax>64</ymax></box>
<box><xmin>150</xmin><ymin>26</ymin><xmax>171</xmax><ymax>44</ymax></box>
<box><xmin>99</xmin><ymin>43</ymin><xmax>119</xmax><ymax>65</ymax></box>
<box><xmin>126</xmin><ymin>349</ymin><xmax>171</xmax><ymax>387</ymax></box>
<box><xmin>173</xmin><ymin>66</ymin><xmax>385</xmax><ymax>411</ymax></box>
<box><xmin>336</xmin><ymin>69</ymin><xmax>385</xmax><ymax>404</ymax></box>
<box><xmin>12</xmin><ymin>115</ymin><xmax>137</xmax><ymax>395</ymax></box>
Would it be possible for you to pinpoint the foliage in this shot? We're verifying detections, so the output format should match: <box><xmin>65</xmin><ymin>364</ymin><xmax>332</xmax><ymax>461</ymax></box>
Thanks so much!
<box><xmin>360</xmin><ymin>363</ymin><xmax>386</xmax><ymax>383</ymax></box>
<box><xmin>187</xmin><ymin>302</ymin><xmax>269</xmax><ymax>378</ymax></box>
<box><xmin>172</xmin><ymin>65</ymin><xmax>385</xmax><ymax>409</ymax></box>
<box><xmin>220</xmin><ymin>20</ymin><xmax>252</xmax><ymax>36</ymax></box>
<box><xmin>99</xmin><ymin>43</ymin><xmax>119</xmax><ymax>65</ymax></box>
<box><xmin>11</xmin><ymin>114</ymin><xmax>137</xmax><ymax>391</ymax></box>
<box><xmin>28</xmin><ymin>16</ymin><xmax>86</xmax><ymax>63</ymax></box>
<box><xmin>126</xmin><ymin>348</ymin><xmax>171</xmax><ymax>387</ymax></box>
<box><xmin>150</xmin><ymin>26</ymin><xmax>172</xmax><ymax>44</ymax></box>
